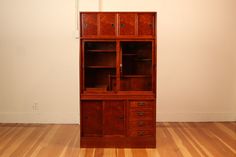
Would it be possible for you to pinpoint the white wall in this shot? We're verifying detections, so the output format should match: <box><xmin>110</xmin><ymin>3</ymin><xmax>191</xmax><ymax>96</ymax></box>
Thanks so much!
<box><xmin>0</xmin><ymin>0</ymin><xmax>235</xmax><ymax>123</ymax></box>
<box><xmin>0</xmin><ymin>0</ymin><xmax>79</xmax><ymax>123</ymax></box>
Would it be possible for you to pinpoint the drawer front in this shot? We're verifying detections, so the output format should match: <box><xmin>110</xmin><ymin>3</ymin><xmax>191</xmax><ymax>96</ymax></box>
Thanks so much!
<box><xmin>128</xmin><ymin>130</ymin><xmax>154</xmax><ymax>137</ymax></box>
<box><xmin>129</xmin><ymin>120</ymin><xmax>154</xmax><ymax>129</ymax></box>
<box><xmin>129</xmin><ymin>109</ymin><xmax>153</xmax><ymax>120</ymax></box>
<box><xmin>130</xmin><ymin>101</ymin><xmax>154</xmax><ymax>109</ymax></box>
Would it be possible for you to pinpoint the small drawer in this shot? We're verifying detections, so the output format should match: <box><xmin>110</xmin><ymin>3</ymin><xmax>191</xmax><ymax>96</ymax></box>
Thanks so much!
<box><xmin>128</xmin><ymin>130</ymin><xmax>154</xmax><ymax>137</ymax></box>
<box><xmin>129</xmin><ymin>120</ymin><xmax>154</xmax><ymax>129</ymax></box>
<box><xmin>129</xmin><ymin>109</ymin><xmax>153</xmax><ymax>120</ymax></box>
<box><xmin>130</xmin><ymin>101</ymin><xmax>154</xmax><ymax>109</ymax></box>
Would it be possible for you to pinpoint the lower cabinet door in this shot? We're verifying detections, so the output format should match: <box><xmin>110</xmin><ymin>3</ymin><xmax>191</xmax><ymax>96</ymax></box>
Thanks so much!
<box><xmin>103</xmin><ymin>101</ymin><xmax>125</xmax><ymax>136</ymax></box>
<box><xmin>81</xmin><ymin>101</ymin><xmax>102</xmax><ymax>136</ymax></box>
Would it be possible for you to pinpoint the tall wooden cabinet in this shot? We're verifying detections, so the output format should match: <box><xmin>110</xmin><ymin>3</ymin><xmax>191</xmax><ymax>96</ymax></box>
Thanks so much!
<box><xmin>80</xmin><ymin>12</ymin><xmax>156</xmax><ymax>148</ymax></box>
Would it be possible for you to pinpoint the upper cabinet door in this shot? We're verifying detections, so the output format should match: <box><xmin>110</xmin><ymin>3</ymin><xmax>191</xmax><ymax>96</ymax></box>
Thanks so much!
<box><xmin>138</xmin><ymin>13</ymin><xmax>155</xmax><ymax>36</ymax></box>
<box><xmin>81</xmin><ymin>13</ymin><xmax>98</xmax><ymax>36</ymax></box>
<box><xmin>99</xmin><ymin>13</ymin><xmax>116</xmax><ymax>36</ymax></box>
<box><xmin>118</xmin><ymin>13</ymin><xmax>136</xmax><ymax>36</ymax></box>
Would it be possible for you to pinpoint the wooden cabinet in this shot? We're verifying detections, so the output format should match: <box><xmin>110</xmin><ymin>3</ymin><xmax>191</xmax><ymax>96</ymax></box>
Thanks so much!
<box><xmin>80</xmin><ymin>12</ymin><xmax>156</xmax><ymax>148</ymax></box>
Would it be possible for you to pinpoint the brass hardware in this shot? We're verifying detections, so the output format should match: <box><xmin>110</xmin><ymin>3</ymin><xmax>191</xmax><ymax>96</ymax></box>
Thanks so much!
<box><xmin>138</xmin><ymin>102</ymin><xmax>145</xmax><ymax>106</ymax></box>
<box><xmin>138</xmin><ymin>121</ymin><xmax>144</xmax><ymax>126</ymax></box>
<box><xmin>121</xmin><ymin>23</ymin><xmax>125</xmax><ymax>28</ymax></box>
<box><xmin>138</xmin><ymin>131</ymin><xmax>144</xmax><ymax>136</ymax></box>
<box><xmin>137</xmin><ymin>111</ymin><xmax>144</xmax><ymax>116</ymax></box>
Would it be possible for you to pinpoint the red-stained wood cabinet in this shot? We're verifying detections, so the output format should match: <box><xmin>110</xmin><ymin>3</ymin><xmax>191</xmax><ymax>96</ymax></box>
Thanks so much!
<box><xmin>80</xmin><ymin>12</ymin><xmax>156</xmax><ymax>148</ymax></box>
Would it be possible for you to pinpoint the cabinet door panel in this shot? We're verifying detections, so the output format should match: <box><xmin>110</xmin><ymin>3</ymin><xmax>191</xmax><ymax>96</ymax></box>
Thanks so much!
<box><xmin>81</xmin><ymin>13</ymin><xmax>97</xmax><ymax>36</ymax></box>
<box><xmin>138</xmin><ymin>13</ymin><xmax>154</xmax><ymax>36</ymax></box>
<box><xmin>118</xmin><ymin>13</ymin><xmax>136</xmax><ymax>36</ymax></box>
<box><xmin>99</xmin><ymin>13</ymin><xmax>116</xmax><ymax>36</ymax></box>
<box><xmin>81</xmin><ymin>101</ymin><xmax>102</xmax><ymax>136</ymax></box>
<box><xmin>103</xmin><ymin>101</ymin><xmax>125</xmax><ymax>136</ymax></box>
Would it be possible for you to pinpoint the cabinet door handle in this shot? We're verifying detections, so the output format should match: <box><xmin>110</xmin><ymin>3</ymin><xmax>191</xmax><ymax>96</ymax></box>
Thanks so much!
<box><xmin>137</xmin><ymin>112</ymin><xmax>144</xmax><ymax>116</ymax></box>
<box><xmin>111</xmin><ymin>23</ymin><xmax>115</xmax><ymax>27</ymax></box>
<box><xmin>84</xmin><ymin>23</ymin><xmax>87</xmax><ymax>28</ymax></box>
<box><xmin>120</xmin><ymin>23</ymin><xmax>125</xmax><ymax>28</ymax></box>
<box><xmin>138</xmin><ymin>102</ymin><xmax>145</xmax><ymax>106</ymax></box>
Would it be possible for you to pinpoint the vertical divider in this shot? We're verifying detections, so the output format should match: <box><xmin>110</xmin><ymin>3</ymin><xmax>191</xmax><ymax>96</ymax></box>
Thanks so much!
<box><xmin>116</xmin><ymin>41</ymin><xmax>121</xmax><ymax>92</ymax></box>
<box><xmin>102</xmin><ymin>100</ymin><xmax>105</xmax><ymax>136</ymax></box>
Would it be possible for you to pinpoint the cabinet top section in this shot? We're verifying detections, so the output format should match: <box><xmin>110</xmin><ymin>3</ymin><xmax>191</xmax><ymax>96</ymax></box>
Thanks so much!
<box><xmin>80</xmin><ymin>12</ymin><xmax>156</xmax><ymax>39</ymax></box>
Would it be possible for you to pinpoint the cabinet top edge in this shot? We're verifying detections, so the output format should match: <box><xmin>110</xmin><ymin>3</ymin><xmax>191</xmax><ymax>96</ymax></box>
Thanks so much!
<box><xmin>80</xmin><ymin>12</ymin><xmax>157</xmax><ymax>14</ymax></box>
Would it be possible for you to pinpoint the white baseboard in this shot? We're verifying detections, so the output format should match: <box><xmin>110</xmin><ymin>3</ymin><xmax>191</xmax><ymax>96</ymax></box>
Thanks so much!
<box><xmin>0</xmin><ymin>112</ymin><xmax>235</xmax><ymax>124</ymax></box>
<box><xmin>157</xmin><ymin>112</ymin><xmax>236</xmax><ymax>122</ymax></box>
<box><xmin>0</xmin><ymin>112</ymin><xmax>80</xmax><ymax>124</ymax></box>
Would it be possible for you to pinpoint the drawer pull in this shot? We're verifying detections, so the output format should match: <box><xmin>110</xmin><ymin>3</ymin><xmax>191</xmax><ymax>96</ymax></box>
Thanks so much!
<box><xmin>137</xmin><ymin>102</ymin><xmax>145</xmax><ymax>106</ymax></box>
<box><xmin>138</xmin><ymin>131</ymin><xmax>144</xmax><ymax>136</ymax></box>
<box><xmin>138</xmin><ymin>121</ymin><xmax>144</xmax><ymax>126</ymax></box>
<box><xmin>137</xmin><ymin>112</ymin><xmax>144</xmax><ymax>116</ymax></box>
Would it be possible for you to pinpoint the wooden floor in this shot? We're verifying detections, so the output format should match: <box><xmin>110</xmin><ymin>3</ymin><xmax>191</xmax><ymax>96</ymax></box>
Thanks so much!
<box><xmin>0</xmin><ymin>122</ymin><xmax>235</xmax><ymax>157</ymax></box>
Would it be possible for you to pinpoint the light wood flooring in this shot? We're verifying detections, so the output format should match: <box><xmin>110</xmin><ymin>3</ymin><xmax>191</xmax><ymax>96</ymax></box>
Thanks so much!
<box><xmin>0</xmin><ymin>122</ymin><xmax>235</xmax><ymax>157</ymax></box>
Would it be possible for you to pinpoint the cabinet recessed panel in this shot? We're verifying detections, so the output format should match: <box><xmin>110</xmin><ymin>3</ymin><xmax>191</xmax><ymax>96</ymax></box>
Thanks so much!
<box><xmin>100</xmin><ymin>13</ymin><xmax>116</xmax><ymax>36</ymax></box>
<box><xmin>118</xmin><ymin>13</ymin><xmax>136</xmax><ymax>36</ymax></box>
<box><xmin>81</xmin><ymin>101</ymin><xmax>102</xmax><ymax>136</ymax></box>
<box><xmin>81</xmin><ymin>13</ymin><xmax>97</xmax><ymax>36</ymax></box>
<box><xmin>138</xmin><ymin>13</ymin><xmax>154</xmax><ymax>36</ymax></box>
<box><xmin>103</xmin><ymin>101</ymin><xmax>125</xmax><ymax>136</ymax></box>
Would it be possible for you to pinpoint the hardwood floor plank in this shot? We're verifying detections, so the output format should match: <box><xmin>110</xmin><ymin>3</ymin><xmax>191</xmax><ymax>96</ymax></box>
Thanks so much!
<box><xmin>0</xmin><ymin>122</ymin><xmax>235</xmax><ymax>157</ymax></box>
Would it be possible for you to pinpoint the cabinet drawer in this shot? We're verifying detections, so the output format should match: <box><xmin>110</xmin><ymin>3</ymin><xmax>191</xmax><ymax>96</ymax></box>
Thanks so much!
<box><xmin>130</xmin><ymin>101</ymin><xmax>154</xmax><ymax>109</ymax></box>
<box><xmin>129</xmin><ymin>120</ymin><xmax>154</xmax><ymax>129</ymax></box>
<box><xmin>129</xmin><ymin>109</ymin><xmax>153</xmax><ymax>120</ymax></box>
<box><xmin>128</xmin><ymin>130</ymin><xmax>154</xmax><ymax>137</ymax></box>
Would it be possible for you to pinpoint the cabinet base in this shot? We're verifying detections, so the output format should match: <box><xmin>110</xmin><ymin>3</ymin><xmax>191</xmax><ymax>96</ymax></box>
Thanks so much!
<box><xmin>80</xmin><ymin>137</ymin><xmax>156</xmax><ymax>148</ymax></box>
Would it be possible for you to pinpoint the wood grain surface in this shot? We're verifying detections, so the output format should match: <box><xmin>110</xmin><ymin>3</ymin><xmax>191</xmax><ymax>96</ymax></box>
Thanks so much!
<box><xmin>0</xmin><ymin>122</ymin><xmax>235</xmax><ymax>157</ymax></box>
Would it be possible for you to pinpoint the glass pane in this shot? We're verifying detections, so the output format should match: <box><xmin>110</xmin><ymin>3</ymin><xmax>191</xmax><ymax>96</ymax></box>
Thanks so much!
<box><xmin>120</xmin><ymin>41</ymin><xmax>152</xmax><ymax>91</ymax></box>
<box><xmin>84</xmin><ymin>41</ymin><xmax>116</xmax><ymax>93</ymax></box>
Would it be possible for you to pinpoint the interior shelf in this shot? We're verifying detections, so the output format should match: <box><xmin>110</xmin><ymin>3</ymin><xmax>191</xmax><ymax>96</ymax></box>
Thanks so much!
<box><xmin>122</xmin><ymin>54</ymin><xmax>137</xmax><ymax>56</ymax></box>
<box><xmin>86</xmin><ymin>66</ymin><xmax>116</xmax><ymax>69</ymax></box>
<box><xmin>135</xmin><ymin>59</ymin><xmax>152</xmax><ymax>61</ymax></box>
<box><xmin>87</xmin><ymin>50</ymin><xmax>116</xmax><ymax>53</ymax></box>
